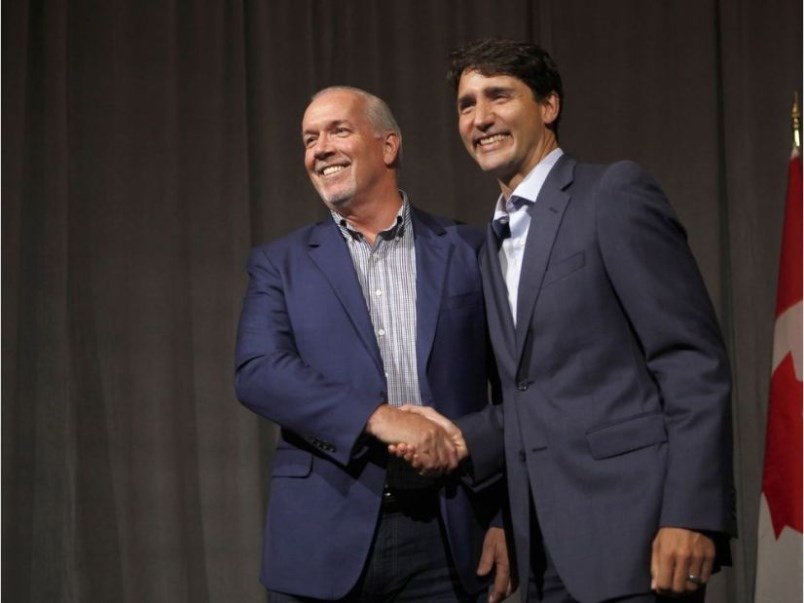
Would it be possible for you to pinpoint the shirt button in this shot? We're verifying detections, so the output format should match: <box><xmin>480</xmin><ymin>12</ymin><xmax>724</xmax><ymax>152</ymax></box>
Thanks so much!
<box><xmin>377</xmin><ymin>329</ymin><xmax>386</xmax><ymax>336</ymax></box>
<box><xmin>375</xmin><ymin>289</ymin><xmax>382</xmax><ymax>296</ymax></box>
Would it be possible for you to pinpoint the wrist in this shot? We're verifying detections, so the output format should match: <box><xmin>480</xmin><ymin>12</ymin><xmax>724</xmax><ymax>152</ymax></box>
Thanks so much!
<box><xmin>365</xmin><ymin>403</ymin><xmax>394</xmax><ymax>437</ymax></box>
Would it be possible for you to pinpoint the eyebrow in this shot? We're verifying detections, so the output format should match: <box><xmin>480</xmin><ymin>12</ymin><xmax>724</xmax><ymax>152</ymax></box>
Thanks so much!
<box><xmin>483</xmin><ymin>86</ymin><xmax>514</xmax><ymax>97</ymax></box>
<box><xmin>457</xmin><ymin>85</ymin><xmax>514</xmax><ymax>106</ymax></box>
<box><xmin>303</xmin><ymin>119</ymin><xmax>351</xmax><ymax>135</ymax></box>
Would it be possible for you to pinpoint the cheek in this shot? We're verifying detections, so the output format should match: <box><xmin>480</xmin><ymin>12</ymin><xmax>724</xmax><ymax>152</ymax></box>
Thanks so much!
<box><xmin>303</xmin><ymin>152</ymin><xmax>316</xmax><ymax>173</ymax></box>
<box><xmin>458</xmin><ymin>120</ymin><xmax>473</xmax><ymax>145</ymax></box>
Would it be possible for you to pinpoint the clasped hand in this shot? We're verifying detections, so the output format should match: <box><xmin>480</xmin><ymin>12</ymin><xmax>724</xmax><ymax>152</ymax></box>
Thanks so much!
<box><xmin>366</xmin><ymin>404</ymin><xmax>467</xmax><ymax>475</ymax></box>
<box><xmin>389</xmin><ymin>405</ymin><xmax>467</xmax><ymax>475</ymax></box>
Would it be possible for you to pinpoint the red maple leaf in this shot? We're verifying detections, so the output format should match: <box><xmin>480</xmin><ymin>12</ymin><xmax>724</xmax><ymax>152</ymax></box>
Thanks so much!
<box><xmin>762</xmin><ymin>352</ymin><xmax>803</xmax><ymax>537</ymax></box>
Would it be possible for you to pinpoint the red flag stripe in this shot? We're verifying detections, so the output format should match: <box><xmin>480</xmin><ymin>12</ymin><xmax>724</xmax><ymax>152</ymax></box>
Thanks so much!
<box><xmin>763</xmin><ymin>352</ymin><xmax>804</xmax><ymax>536</ymax></box>
<box><xmin>775</xmin><ymin>154</ymin><xmax>802</xmax><ymax>317</ymax></box>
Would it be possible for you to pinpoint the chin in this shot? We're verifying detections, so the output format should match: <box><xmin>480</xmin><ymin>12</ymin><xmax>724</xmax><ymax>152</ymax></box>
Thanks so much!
<box><xmin>322</xmin><ymin>191</ymin><xmax>353</xmax><ymax>210</ymax></box>
<box><xmin>476</xmin><ymin>159</ymin><xmax>507</xmax><ymax>175</ymax></box>
<box><xmin>472</xmin><ymin>151</ymin><xmax>505</xmax><ymax>171</ymax></box>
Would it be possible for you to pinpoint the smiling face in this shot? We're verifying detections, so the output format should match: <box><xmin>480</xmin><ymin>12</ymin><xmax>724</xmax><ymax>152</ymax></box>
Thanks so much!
<box><xmin>456</xmin><ymin>70</ymin><xmax>559</xmax><ymax>194</ymax></box>
<box><xmin>302</xmin><ymin>89</ymin><xmax>399</xmax><ymax>211</ymax></box>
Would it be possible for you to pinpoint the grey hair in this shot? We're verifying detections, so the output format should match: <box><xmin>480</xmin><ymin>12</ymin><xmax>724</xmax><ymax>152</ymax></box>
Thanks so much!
<box><xmin>310</xmin><ymin>86</ymin><xmax>403</xmax><ymax>168</ymax></box>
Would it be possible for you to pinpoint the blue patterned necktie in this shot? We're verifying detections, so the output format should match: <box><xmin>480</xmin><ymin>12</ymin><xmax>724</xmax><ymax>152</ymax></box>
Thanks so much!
<box><xmin>491</xmin><ymin>196</ymin><xmax>531</xmax><ymax>240</ymax></box>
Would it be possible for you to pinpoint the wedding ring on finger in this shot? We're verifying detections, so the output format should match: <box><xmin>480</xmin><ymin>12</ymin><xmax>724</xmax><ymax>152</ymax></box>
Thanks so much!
<box><xmin>687</xmin><ymin>574</ymin><xmax>704</xmax><ymax>585</ymax></box>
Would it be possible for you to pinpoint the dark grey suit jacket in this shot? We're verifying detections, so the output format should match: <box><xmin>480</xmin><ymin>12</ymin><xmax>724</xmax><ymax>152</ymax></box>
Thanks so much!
<box><xmin>460</xmin><ymin>155</ymin><xmax>734</xmax><ymax>602</ymax></box>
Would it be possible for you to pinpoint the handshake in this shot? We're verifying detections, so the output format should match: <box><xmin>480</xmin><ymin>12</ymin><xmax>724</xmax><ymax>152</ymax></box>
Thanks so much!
<box><xmin>365</xmin><ymin>404</ymin><xmax>468</xmax><ymax>475</ymax></box>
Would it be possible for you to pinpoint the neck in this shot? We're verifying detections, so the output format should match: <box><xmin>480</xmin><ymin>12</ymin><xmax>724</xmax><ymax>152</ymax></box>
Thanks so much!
<box><xmin>335</xmin><ymin>182</ymin><xmax>402</xmax><ymax>245</ymax></box>
<box><xmin>498</xmin><ymin>137</ymin><xmax>558</xmax><ymax>198</ymax></box>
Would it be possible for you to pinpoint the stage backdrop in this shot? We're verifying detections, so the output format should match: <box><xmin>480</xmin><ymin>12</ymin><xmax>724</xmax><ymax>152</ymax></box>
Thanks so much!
<box><xmin>3</xmin><ymin>1</ymin><xmax>801</xmax><ymax>601</ymax></box>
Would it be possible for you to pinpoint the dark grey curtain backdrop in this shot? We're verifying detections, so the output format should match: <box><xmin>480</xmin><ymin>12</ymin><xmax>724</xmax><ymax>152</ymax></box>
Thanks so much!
<box><xmin>3</xmin><ymin>1</ymin><xmax>801</xmax><ymax>601</ymax></box>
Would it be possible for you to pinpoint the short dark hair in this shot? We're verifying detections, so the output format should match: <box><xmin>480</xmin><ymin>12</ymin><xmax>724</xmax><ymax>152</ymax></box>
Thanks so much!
<box><xmin>447</xmin><ymin>37</ymin><xmax>564</xmax><ymax>135</ymax></box>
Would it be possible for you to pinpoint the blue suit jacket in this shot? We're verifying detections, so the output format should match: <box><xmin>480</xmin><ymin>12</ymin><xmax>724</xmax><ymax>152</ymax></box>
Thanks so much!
<box><xmin>235</xmin><ymin>206</ymin><xmax>503</xmax><ymax>599</ymax></box>
<box><xmin>460</xmin><ymin>156</ymin><xmax>735</xmax><ymax>602</ymax></box>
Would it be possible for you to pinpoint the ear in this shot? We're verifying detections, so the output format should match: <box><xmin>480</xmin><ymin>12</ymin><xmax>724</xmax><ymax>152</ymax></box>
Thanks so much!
<box><xmin>541</xmin><ymin>92</ymin><xmax>560</xmax><ymax>126</ymax></box>
<box><xmin>382</xmin><ymin>131</ymin><xmax>401</xmax><ymax>167</ymax></box>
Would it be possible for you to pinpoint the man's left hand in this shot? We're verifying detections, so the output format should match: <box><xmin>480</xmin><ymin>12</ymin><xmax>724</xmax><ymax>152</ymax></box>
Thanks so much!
<box><xmin>651</xmin><ymin>527</ymin><xmax>714</xmax><ymax>597</ymax></box>
<box><xmin>477</xmin><ymin>527</ymin><xmax>512</xmax><ymax>603</ymax></box>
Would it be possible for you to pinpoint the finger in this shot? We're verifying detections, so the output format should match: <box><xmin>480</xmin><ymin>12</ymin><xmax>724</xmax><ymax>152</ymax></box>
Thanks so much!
<box><xmin>698</xmin><ymin>534</ymin><xmax>716</xmax><ymax>585</ymax></box>
<box><xmin>487</xmin><ymin>564</ymin><xmax>511</xmax><ymax>603</ymax></box>
<box><xmin>683</xmin><ymin>551</ymin><xmax>706</xmax><ymax>594</ymax></box>
<box><xmin>671</xmin><ymin>550</ymin><xmax>693</xmax><ymax>595</ymax></box>
<box><xmin>699</xmin><ymin>554</ymin><xmax>714</xmax><ymax>584</ymax></box>
<box><xmin>489</xmin><ymin>573</ymin><xmax>510</xmax><ymax>603</ymax></box>
<box><xmin>686</xmin><ymin>544</ymin><xmax>714</xmax><ymax>592</ymax></box>
<box><xmin>684</xmin><ymin>568</ymin><xmax>703</xmax><ymax>594</ymax></box>
<box><xmin>445</xmin><ymin>440</ymin><xmax>458</xmax><ymax>470</ymax></box>
<box><xmin>476</xmin><ymin>545</ymin><xmax>493</xmax><ymax>577</ymax></box>
<box><xmin>655</xmin><ymin>553</ymin><xmax>676</xmax><ymax>594</ymax></box>
<box><xmin>670</xmin><ymin>551</ymin><xmax>686</xmax><ymax>594</ymax></box>
<box><xmin>389</xmin><ymin>443</ymin><xmax>415</xmax><ymax>459</ymax></box>
<box><xmin>651</xmin><ymin>537</ymin><xmax>674</xmax><ymax>592</ymax></box>
<box><xmin>431</xmin><ymin>428</ymin><xmax>457</xmax><ymax>470</ymax></box>
<box><xmin>416</xmin><ymin>448</ymin><xmax>447</xmax><ymax>473</ymax></box>
<box><xmin>494</xmin><ymin>563</ymin><xmax>511</xmax><ymax>601</ymax></box>
<box><xmin>650</xmin><ymin>537</ymin><xmax>659</xmax><ymax>591</ymax></box>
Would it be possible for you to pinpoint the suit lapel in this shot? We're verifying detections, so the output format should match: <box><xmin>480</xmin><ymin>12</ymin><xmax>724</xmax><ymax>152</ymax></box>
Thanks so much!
<box><xmin>481</xmin><ymin>224</ymin><xmax>517</xmax><ymax>367</ymax></box>
<box><xmin>411</xmin><ymin>209</ymin><xmax>449</xmax><ymax>395</ymax></box>
<box><xmin>307</xmin><ymin>221</ymin><xmax>384</xmax><ymax>374</ymax></box>
<box><xmin>514</xmin><ymin>155</ymin><xmax>575</xmax><ymax>362</ymax></box>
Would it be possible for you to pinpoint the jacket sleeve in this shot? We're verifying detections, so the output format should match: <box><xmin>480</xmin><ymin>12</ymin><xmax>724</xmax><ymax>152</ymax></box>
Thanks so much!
<box><xmin>234</xmin><ymin>246</ymin><xmax>384</xmax><ymax>467</ymax></box>
<box><xmin>595</xmin><ymin>161</ymin><xmax>735</xmax><ymax>534</ymax></box>
<box><xmin>457</xmin><ymin>402</ymin><xmax>506</xmax><ymax>490</ymax></box>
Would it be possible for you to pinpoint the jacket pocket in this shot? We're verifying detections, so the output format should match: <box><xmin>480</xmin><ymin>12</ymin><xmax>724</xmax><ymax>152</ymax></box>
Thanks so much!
<box><xmin>586</xmin><ymin>411</ymin><xmax>667</xmax><ymax>460</ymax></box>
<box><xmin>271</xmin><ymin>447</ymin><xmax>313</xmax><ymax>477</ymax></box>
<box><xmin>543</xmin><ymin>251</ymin><xmax>585</xmax><ymax>287</ymax></box>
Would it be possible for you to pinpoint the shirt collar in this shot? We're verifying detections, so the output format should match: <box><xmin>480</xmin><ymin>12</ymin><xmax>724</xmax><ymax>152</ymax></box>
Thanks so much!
<box><xmin>493</xmin><ymin>148</ymin><xmax>564</xmax><ymax>220</ymax></box>
<box><xmin>331</xmin><ymin>191</ymin><xmax>410</xmax><ymax>241</ymax></box>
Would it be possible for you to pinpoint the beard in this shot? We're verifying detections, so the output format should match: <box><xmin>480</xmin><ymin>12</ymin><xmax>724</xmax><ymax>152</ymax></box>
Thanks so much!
<box><xmin>315</xmin><ymin>173</ymin><xmax>357</xmax><ymax>210</ymax></box>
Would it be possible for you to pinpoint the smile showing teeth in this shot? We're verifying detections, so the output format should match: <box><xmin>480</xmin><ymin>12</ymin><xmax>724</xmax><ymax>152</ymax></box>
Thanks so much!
<box><xmin>322</xmin><ymin>165</ymin><xmax>346</xmax><ymax>176</ymax></box>
<box><xmin>478</xmin><ymin>134</ymin><xmax>507</xmax><ymax>146</ymax></box>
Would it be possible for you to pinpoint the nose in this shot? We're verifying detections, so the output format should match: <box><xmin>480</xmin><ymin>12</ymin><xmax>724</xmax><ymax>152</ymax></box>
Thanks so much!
<box><xmin>473</xmin><ymin>99</ymin><xmax>494</xmax><ymax>129</ymax></box>
<box><xmin>311</xmin><ymin>135</ymin><xmax>334</xmax><ymax>160</ymax></box>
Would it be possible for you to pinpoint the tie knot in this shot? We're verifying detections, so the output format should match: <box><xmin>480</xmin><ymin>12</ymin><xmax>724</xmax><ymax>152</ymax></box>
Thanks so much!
<box><xmin>508</xmin><ymin>195</ymin><xmax>532</xmax><ymax>211</ymax></box>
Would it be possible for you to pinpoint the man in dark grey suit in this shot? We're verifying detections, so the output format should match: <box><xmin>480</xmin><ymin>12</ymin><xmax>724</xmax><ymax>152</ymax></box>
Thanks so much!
<box><xmin>393</xmin><ymin>38</ymin><xmax>734</xmax><ymax>603</ymax></box>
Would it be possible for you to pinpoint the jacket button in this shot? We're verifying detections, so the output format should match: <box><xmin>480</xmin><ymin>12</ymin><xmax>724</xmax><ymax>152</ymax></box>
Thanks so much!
<box><xmin>517</xmin><ymin>381</ymin><xmax>529</xmax><ymax>391</ymax></box>
<box><xmin>518</xmin><ymin>450</ymin><xmax>526</xmax><ymax>462</ymax></box>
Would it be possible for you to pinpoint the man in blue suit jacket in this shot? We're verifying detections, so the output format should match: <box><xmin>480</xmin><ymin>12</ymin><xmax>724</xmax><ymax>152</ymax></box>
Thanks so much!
<box><xmin>394</xmin><ymin>39</ymin><xmax>734</xmax><ymax>603</ymax></box>
<box><xmin>235</xmin><ymin>86</ymin><xmax>510</xmax><ymax>602</ymax></box>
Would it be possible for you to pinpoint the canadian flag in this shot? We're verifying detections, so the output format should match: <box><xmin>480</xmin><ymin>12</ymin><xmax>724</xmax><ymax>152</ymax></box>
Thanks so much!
<box><xmin>754</xmin><ymin>147</ymin><xmax>802</xmax><ymax>602</ymax></box>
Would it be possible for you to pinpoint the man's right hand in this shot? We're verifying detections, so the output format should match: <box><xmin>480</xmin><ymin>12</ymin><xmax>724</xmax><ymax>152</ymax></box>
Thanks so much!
<box><xmin>387</xmin><ymin>405</ymin><xmax>468</xmax><ymax>473</ymax></box>
<box><xmin>365</xmin><ymin>405</ymin><xmax>459</xmax><ymax>473</ymax></box>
